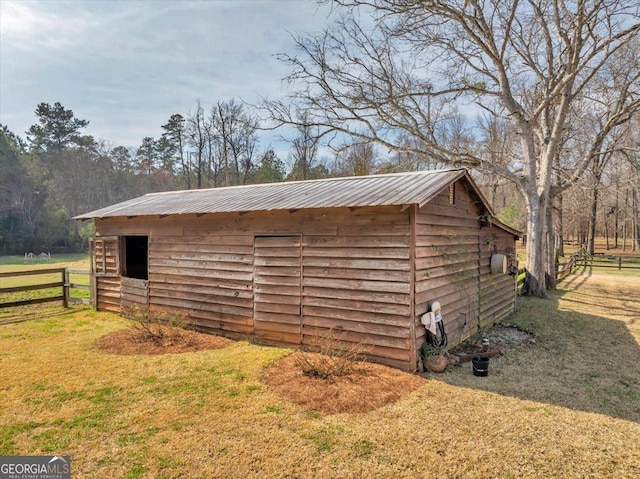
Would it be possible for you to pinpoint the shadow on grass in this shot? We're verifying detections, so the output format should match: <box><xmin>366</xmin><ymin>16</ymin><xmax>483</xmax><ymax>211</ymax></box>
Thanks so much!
<box><xmin>438</xmin><ymin>283</ymin><xmax>640</xmax><ymax>423</ymax></box>
<box><xmin>0</xmin><ymin>304</ymin><xmax>89</xmax><ymax>326</ymax></box>
<box><xmin>560</xmin><ymin>264</ymin><xmax>593</xmax><ymax>288</ymax></box>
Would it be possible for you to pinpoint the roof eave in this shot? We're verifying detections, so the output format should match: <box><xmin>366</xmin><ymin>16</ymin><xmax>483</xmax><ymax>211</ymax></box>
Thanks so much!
<box><xmin>488</xmin><ymin>217</ymin><xmax>522</xmax><ymax>238</ymax></box>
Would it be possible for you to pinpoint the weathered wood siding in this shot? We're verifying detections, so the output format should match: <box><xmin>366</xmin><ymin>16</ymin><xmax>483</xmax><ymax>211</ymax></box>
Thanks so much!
<box><xmin>479</xmin><ymin>225</ymin><xmax>517</xmax><ymax>327</ymax></box>
<box><xmin>148</xmin><ymin>233</ymin><xmax>254</xmax><ymax>339</ymax></box>
<box><xmin>121</xmin><ymin>276</ymin><xmax>149</xmax><ymax>317</ymax></box>
<box><xmin>96</xmin><ymin>277</ymin><xmax>121</xmax><ymax>313</ymax></box>
<box><xmin>301</xmin><ymin>209</ymin><xmax>413</xmax><ymax>370</ymax></box>
<box><xmin>94</xmin><ymin>205</ymin><xmax>414</xmax><ymax>369</ymax></box>
<box><xmin>414</xmin><ymin>182</ymin><xmax>482</xmax><ymax>350</ymax></box>
<box><xmin>93</xmin><ymin>218</ymin><xmax>256</xmax><ymax>337</ymax></box>
<box><xmin>254</xmin><ymin>236</ymin><xmax>302</xmax><ymax>345</ymax></box>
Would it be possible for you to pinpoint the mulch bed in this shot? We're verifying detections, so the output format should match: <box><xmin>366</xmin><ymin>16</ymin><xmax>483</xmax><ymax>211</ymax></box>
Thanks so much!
<box><xmin>94</xmin><ymin>326</ymin><xmax>233</xmax><ymax>355</ymax></box>
<box><xmin>94</xmin><ymin>323</ymin><xmax>533</xmax><ymax>414</ymax></box>
<box><xmin>262</xmin><ymin>351</ymin><xmax>426</xmax><ymax>415</ymax></box>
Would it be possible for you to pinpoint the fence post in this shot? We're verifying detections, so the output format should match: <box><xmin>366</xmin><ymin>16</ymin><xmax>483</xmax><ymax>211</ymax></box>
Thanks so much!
<box><xmin>62</xmin><ymin>269</ymin><xmax>69</xmax><ymax>308</ymax></box>
<box><xmin>618</xmin><ymin>257</ymin><xmax>622</xmax><ymax>270</ymax></box>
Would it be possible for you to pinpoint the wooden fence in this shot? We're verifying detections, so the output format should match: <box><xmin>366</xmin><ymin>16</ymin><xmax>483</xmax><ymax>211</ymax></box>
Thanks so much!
<box><xmin>517</xmin><ymin>246</ymin><xmax>640</xmax><ymax>290</ymax></box>
<box><xmin>0</xmin><ymin>268</ymin><xmax>91</xmax><ymax>309</ymax></box>
<box><xmin>584</xmin><ymin>253</ymin><xmax>640</xmax><ymax>271</ymax></box>
<box><xmin>555</xmin><ymin>250</ymin><xmax>585</xmax><ymax>281</ymax></box>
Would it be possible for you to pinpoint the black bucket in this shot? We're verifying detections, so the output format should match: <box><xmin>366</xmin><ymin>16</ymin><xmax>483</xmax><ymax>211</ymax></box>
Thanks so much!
<box><xmin>472</xmin><ymin>356</ymin><xmax>489</xmax><ymax>377</ymax></box>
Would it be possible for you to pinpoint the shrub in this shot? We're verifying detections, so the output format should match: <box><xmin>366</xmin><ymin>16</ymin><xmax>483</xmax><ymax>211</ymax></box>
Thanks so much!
<box><xmin>127</xmin><ymin>307</ymin><xmax>192</xmax><ymax>347</ymax></box>
<box><xmin>294</xmin><ymin>327</ymin><xmax>372</xmax><ymax>380</ymax></box>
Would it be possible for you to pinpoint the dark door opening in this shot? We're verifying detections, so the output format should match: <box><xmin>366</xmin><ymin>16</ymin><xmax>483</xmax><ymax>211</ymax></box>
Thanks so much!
<box><xmin>124</xmin><ymin>236</ymin><xmax>148</xmax><ymax>280</ymax></box>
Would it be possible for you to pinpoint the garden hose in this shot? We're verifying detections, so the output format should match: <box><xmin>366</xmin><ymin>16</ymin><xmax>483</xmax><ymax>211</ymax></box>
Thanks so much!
<box><xmin>424</xmin><ymin>308</ymin><xmax>448</xmax><ymax>348</ymax></box>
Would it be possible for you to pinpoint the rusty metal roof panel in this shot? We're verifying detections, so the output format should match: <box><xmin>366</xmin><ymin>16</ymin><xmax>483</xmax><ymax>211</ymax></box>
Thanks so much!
<box><xmin>75</xmin><ymin>169</ymin><xmax>468</xmax><ymax>220</ymax></box>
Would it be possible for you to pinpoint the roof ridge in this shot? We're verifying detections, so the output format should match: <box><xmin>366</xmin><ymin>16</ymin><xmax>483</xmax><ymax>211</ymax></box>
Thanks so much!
<box><xmin>146</xmin><ymin>168</ymin><xmax>463</xmax><ymax>197</ymax></box>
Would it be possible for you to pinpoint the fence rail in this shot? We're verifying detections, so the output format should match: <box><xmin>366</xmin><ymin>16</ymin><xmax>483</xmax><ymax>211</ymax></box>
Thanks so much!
<box><xmin>0</xmin><ymin>268</ymin><xmax>91</xmax><ymax>309</ymax></box>
<box><xmin>516</xmin><ymin>246</ymin><xmax>640</xmax><ymax>291</ymax></box>
<box><xmin>556</xmin><ymin>251</ymin><xmax>582</xmax><ymax>281</ymax></box>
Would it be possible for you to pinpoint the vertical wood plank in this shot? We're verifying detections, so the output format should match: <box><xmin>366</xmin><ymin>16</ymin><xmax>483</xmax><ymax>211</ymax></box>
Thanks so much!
<box><xmin>254</xmin><ymin>235</ymin><xmax>302</xmax><ymax>344</ymax></box>
<box><xmin>408</xmin><ymin>204</ymin><xmax>417</xmax><ymax>370</ymax></box>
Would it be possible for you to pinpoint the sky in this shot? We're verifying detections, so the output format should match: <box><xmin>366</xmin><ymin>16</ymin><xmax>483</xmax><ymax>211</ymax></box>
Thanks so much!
<box><xmin>0</xmin><ymin>0</ymin><xmax>335</xmax><ymax>151</ymax></box>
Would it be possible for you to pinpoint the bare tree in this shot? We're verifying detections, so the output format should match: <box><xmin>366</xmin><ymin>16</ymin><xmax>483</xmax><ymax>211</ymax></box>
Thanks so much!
<box><xmin>210</xmin><ymin>99</ymin><xmax>260</xmax><ymax>186</ymax></box>
<box><xmin>265</xmin><ymin>0</ymin><xmax>640</xmax><ymax>296</ymax></box>
<box><xmin>335</xmin><ymin>140</ymin><xmax>379</xmax><ymax>176</ymax></box>
<box><xmin>288</xmin><ymin>111</ymin><xmax>322</xmax><ymax>180</ymax></box>
<box><xmin>186</xmin><ymin>101</ymin><xmax>208</xmax><ymax>189</ymax></box>
<box><xmin>619</xmin><ymin>114</ymin><xmax>640</xmax><ymax>250</ymax></box>
<box><xmin>475</xmin><ymin>114</ymin><xmax>517</xmax><ymax>208</ymax></box>
<box><xmin>378</xmin><ymin>132</ymin><xmax>448</xmax><ymax>172</ymax></box>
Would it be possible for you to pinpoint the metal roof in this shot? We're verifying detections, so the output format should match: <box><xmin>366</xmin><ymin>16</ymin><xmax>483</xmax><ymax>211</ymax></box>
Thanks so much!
<box><xmin>75</xmin><ymin>168</ymin><xmax>484</xmax><ymax>220</ymax></box>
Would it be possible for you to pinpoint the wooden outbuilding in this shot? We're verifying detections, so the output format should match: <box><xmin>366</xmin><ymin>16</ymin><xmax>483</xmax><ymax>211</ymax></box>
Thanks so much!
<box><xmin>76</xmin><ymin>169</ymin><xmax>519</xmax><ymax>371</ymax></box>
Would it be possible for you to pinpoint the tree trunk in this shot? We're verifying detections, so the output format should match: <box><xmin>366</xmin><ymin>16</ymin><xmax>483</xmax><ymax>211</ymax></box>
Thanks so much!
<box><xmin>587</xmin><ymin>180</ymin><xmax>599</xmax><ymax>256</ymax></box>
<box><xmin>555</xmin><ymin>193</ymin><xmax>564</xmax><ymax>257</ymax></box>
<box><xmin>614</xmin><ymin>187</ymin><xmax>619</xmax><ymax>248</ymax></box>
<box><xmin>631</xmin><ymin>188</ymin><xmax>640</xmax><ymax>251</ymax></box>
<box><xmin>523</xmin><ymin>193</ymin><xmax>548</xmax><ymax>297</ymax></box>
<box><xmin>196</xmin><ymin>153</ymin><xmax>202</xmax><ymax>189</ymax></box>
<box><xmin>223</xmin><ymin>144</ymin><xmax>230</xmax><ymax>187</ymax></box>
<box><xmin>491</xmin><ymin>183</ymin><xmax>498</xmax><ymax>208</ymax></box>
<box><xmin>622</xmin><ymin>188</ymin><xmax>628</xmax><ymax>251</ymax></box>
<box><xmin>545</xmin><ymin>197</ymin><xmax>557</xmax><ymax>290</ymax></box>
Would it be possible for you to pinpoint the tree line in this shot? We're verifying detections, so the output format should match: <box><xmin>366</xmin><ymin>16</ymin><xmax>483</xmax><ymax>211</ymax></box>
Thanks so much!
<box><xmin>0</xmin><ymin>100</ymin><xmax>281</xmax><ymax>254</ymax></box>
<box><xmin>0</xmin><ymin>99</ymin><xmax>469</xmax><ymax>254</ymax></box>
<box><xmin>1</xmin><ymin>96</ymin><xmax>638</xmax><ymax>262</ymax></box>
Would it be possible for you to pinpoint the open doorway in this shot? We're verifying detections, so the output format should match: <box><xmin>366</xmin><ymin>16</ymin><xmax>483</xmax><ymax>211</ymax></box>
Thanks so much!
<box><xmin>123</xmin><ymin>236</ymin><xmax>148</xmax><ymax>280</ymax></box>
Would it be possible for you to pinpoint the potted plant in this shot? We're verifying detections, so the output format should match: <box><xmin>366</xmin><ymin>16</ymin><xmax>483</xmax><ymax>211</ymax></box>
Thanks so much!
<box><xmin>420</xmin><ymin>342</ymin><xmax>449</xmax><ymax>373</ymax></box>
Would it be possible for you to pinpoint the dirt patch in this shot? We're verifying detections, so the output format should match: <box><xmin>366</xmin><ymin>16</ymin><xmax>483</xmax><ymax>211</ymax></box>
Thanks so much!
<box><xmin>262</xmin><ymin>351</ymin><xmax>426</xmax><ymax>414</ymax></box>
<box><xmin>447</xmin><ymin>323</ymin><xmax>535</xmax><ymax>363</ymax></box>
<box><xmin>95</xmin><ymin>327</ymin><xmax>233</xmax><ymax>355</ymax></box>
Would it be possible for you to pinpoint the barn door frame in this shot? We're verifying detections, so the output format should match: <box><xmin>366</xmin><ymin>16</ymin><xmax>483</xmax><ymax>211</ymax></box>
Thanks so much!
<box><xmin>89</xmin><ymin>236</ymin><xmax>121</xmax><ymax>309</ymax></box>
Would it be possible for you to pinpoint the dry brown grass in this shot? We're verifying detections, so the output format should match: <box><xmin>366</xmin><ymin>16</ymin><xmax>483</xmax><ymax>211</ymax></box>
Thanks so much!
<box><xmin>441</xmin><ymin>273</ymin><xmax>640</xmax><ymax>421</ymax></box>
<box><xmin>0</xmin><ymin>270</ymin><xmax>639</xmax><ymax>478</ymax></box>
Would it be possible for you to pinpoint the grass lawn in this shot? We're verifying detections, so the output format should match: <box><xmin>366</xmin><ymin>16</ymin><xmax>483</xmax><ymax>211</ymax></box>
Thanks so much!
<box><xmin>0</xmin><ymin>254</ymin><xmax>90</xmax><ymax>323</ymax></box>
<box><xmin>0</xmin><ymin>266</ymin><xmax>639</xmax><ymax>477</ymax></box>
<box><xmin>0</xmin><ymin>253</ymin><xmax>89</xmax><ymax>267</ymax></box>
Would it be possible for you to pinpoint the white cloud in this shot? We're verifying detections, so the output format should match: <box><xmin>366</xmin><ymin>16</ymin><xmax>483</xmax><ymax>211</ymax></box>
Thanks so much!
<box><xmin>0</xmin><ymin>0</ymin><xmax>97</xmax><ymax>50</ymax></box>
<box><xmin>0</xmin><ymin>0</ymin><xmax>334</xmax><ymax>147</ymax></box>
